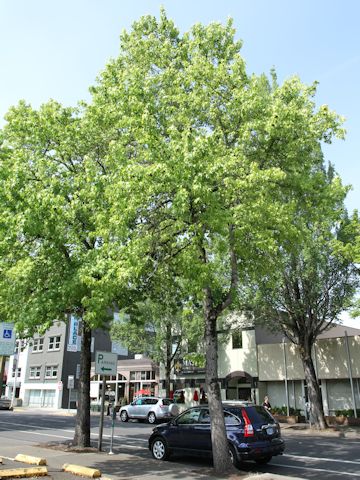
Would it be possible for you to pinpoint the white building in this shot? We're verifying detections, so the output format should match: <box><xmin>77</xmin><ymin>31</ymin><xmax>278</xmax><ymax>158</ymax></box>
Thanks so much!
<box><xmin>164</xmin><ymin>323</ymin><xmax>360</xmax><ymax>416</ymax></box>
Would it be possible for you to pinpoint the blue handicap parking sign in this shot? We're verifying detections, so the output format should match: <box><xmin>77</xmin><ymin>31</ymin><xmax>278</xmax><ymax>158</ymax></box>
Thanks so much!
<box><xmin>3</xmin><ymin>329</ymin><xmax>12</xmax><ymax>339</ymax></box>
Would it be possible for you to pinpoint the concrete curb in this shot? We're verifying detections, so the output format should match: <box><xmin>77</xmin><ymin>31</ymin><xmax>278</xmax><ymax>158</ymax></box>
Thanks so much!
<box><xmin>0</xmin><ymin>466</ymin><xmax>48</xmax><ymax>478</ymax></box>
<box><xmin>14</xmin><ymin>454</ymin><xmax>47</xmax><ymax>466</ymax></box>
<box><xmin>62</xmin><ymin>463</ymin><xmax>101</xmax><ymax>478</ymax></box>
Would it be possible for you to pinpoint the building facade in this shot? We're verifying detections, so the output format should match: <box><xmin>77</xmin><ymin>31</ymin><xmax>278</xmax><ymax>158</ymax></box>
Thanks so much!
<box><xmin>5</xmin><ymin>320</ymin><xmax>160</xmax><ymax>409</ymax></box>
<box><xmin>162</xmin><ymin>324</ymin><xmax>360</xmax><ymax>416</ymax></box>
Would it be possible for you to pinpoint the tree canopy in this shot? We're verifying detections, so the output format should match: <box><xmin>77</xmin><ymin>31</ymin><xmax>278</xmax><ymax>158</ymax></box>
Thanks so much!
<box><xmin>0</xmin><ymin>10</ymin><xmax>356</xmax><ymax>473</ymax></box>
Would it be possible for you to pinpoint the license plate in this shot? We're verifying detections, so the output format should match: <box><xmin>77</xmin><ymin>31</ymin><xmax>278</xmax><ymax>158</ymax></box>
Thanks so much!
<box><xmin>266</xmin><ymin>427</ymin><xmax>274</xmax><ymax>435</ymax></box>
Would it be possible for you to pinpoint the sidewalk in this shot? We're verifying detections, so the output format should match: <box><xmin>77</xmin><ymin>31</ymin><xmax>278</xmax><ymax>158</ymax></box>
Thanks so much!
<box><xmin>280</xmin><ymin>421</ymin><xmax>360</xmax><ymax>438</ymax></box>
<box><xmin>0</xmin><ymin>440</ymin><xmax>304</xmax><ymax>480</ymax></box>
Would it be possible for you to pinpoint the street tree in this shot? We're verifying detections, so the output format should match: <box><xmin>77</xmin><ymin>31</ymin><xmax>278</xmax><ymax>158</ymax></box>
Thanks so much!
<box><xmin>251</xmin><ymin>202</ymin><xmax>359</xmax><ymax>429</ymax></box>
<box><xmin>111</xmin><ymin>279</ymin><xmax>204</xmax><ymax>397</ymax></box>
<box><xmin>88</xmin><ymin>11</ymin><xmax>346</xmax><ymax>473</ymax></box>
<box><xmin>0</xmin><ymin>101</ymin><xmax>116</xmax><ymax>447</ymax></box>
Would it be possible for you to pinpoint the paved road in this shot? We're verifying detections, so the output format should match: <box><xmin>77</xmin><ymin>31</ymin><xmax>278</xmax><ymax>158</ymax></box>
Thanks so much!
<box><xmin>0</xmin><ymin>409</ymin><xmax>359</xmax><ymax>479</ymax></box>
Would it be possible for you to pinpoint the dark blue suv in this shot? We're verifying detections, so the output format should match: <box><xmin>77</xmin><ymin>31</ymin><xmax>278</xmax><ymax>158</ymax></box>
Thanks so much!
<box><xmin>148</xmin><ymin>403</ymin><xmax>285</xmax><ymax>467</ymax></box>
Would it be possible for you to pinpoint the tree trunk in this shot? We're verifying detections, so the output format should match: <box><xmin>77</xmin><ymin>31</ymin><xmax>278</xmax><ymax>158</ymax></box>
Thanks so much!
<box><xmin>300</xmin><ymin>346</ymin><xmax>327</xmax><ymax>430</ymax></box>
<box><xmin>165</xmin><ymin>324</ymin><xmax>172</xmax><ymax>398</ymax></box>
<box><xmin>204</xmin><ymin>290</ymin><xmax>234</xmax><ymax>475</ymax></box>
<box><xmin>73</xmin><ymin>322</ymin><xmax>91</xmax><ymax>447</ymax></box>
<box><xmin>165</xmin><ymin>362</ymin><xmax>171</xmax><ymax>398</ymax></box>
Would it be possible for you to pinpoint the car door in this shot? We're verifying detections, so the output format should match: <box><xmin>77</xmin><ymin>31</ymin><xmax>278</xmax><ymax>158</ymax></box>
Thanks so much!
<box><xmin>174</xmin><ymin>407</ymin><xmax>211</xmax><ymax>452</ymax></box>
<box><xmin>142</xmin><ymin>398</ymin><xmax>158</xmax><ymax>419</ymax></box>
<box><xmin>127</xmin><ymin>398</ymin><xmax>143</xmax><ymax>418</ymax></box>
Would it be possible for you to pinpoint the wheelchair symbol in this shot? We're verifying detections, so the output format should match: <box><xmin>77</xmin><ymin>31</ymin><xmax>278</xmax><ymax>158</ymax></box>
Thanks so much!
<box><xmin>3</xmin><ymin>329</ymin><xmax>12</xmax><ymax>339</ymax></box>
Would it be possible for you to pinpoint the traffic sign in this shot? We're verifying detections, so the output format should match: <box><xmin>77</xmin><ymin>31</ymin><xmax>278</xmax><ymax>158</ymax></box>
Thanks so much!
<box><xmin>95</xmin><ymin>351</ymin><xmax>117</xmax><ymax>376</ymax></box>
<box><xmin>67</xmin><ymin>375</ymin><xmax>75</xmax><ymax>389</ymax></box>
<box><xmin>0</xmin><ymin>323</ymin><xmax>16</xmax><ymax>356</ymax></box>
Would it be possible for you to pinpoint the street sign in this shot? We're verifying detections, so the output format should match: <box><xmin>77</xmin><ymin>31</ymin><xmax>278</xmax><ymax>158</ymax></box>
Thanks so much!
<box><xmin>0</xmin><ymin>323</ymin><xmax>16</xmax><ymax>356</ymax></box>
<box><xmin>95</xmin><ymin>351</ymin><xmax>117</xmax><ymax>376</ymax></box>
<box><xmin>67</xmin><ymin>375</ymin><xmax>75</xmax><ymax>389</ymax></box>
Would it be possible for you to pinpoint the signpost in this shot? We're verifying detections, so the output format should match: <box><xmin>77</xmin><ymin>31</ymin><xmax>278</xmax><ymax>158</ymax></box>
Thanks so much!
<box><xmin>95</xmin><ymin>351</ymin><xmax>117</xmax><ymax>452</ymax></box>
<box><xmin>67</xmin><ymin>375</ymin><xmax>75</xmax><ymax>412</ymax></box>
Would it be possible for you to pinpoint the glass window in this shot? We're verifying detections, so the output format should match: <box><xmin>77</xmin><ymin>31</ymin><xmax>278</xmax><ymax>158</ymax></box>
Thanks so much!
<box><xmin>130</xmin><ymin>372</ymin><xmax>135</xmax><ymax>380</ymax></box>
<box><xmin>15</xmin><ymin>340</ymin><xmax>25</xmax><ymax>353</ymax></box>
<box><xmin>245</xmin><ymin>406</ymin><xmax>274</xmax><ymax>423</ymax></box>
<box><xmin>48</xmin><ymin>336</ymin><xmax>61</xmax><ymax>351</ymax></box>
<box><xmin>45</xmin><ymin>365</ymin><xmax>58</xmax><ymax>378</ymax></box>
<box><xmin>177</xmin><ymin>408</ymin><xmax>202</xmax><ymax>425</ymax></box>
<box><xmin>32</xmin><ymin>338</ymin><xmax>44</xmax><ymax>352</ymax></box>
<box><xmin>199</xmin><ymin>409</ymin><xmax>211</xmax><ymax>424</ymax></box>
<box><xmin>224</xmin><ymin>411</ymin><xmax>241</xmax><ymax>425</ymax></box>
<box><xmin>29</xmin><ymin>366</ymin><xmax>41</xmax><ymax>379</ymax></box>
<box><xmin>232</xmin><ymin>330</ymin><xmax>242</xmax><ymax>349</ymax></box>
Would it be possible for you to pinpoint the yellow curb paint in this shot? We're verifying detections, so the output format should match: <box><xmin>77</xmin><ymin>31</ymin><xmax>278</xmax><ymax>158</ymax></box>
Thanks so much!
<box><xmin>14</xmin><ymin>454</ymin><xmax>47</xmax><ymax>466</ymax></box>
<box><xmin>0</xmin><ymin>466</ymin><xmax>48</xmax><ymax>478</ymax></box>
<box><xmin>62</xmin><ymin>463</ymin><xmax>101</xmax><ymax>478</ymax></box>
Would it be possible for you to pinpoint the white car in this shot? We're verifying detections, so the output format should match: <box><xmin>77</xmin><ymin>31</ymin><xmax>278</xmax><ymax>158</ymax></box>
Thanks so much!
<box><xmin>119</xmin><ymin>397</ymin><xmax>178</xmax><ymax>424</ymax></box>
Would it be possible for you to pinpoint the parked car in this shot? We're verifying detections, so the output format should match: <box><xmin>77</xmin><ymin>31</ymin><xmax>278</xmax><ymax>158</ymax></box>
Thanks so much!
<box><xmin>0</xmin><ymin>396</ymin><xmax>12</xmax><ymax>410</ymax></box>
<box><xmin>148</xmin><ymin>403</ymin><xmax>285</xmax><ymax>467</ymax></box>
<box><xmin>119</xmin><ymin>397</ymin><xmax>177</xmax><ymax>424</ymax></box>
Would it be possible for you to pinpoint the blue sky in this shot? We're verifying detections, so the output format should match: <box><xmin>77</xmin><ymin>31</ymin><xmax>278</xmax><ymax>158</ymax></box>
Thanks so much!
<box><xmin>0</xmin><ymin>1</ymin><xmax>359</xmax><ymax>324</ymax></box>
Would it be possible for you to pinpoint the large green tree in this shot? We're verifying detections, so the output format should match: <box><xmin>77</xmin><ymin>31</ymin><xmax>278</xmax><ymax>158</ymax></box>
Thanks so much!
<box><xmin>0</xmin><ymin>101</ymin><xmax>116</xmax><ymax>447</ymax></box>
<box><xmin>251</xmin><ymin>207</ymin><xmax>359</xmax><ymax>429</ymax></box>
<box><xmin>87</xmin><ymin>11</ymin><xmax>345</xmax><ymax>473</ymax></box>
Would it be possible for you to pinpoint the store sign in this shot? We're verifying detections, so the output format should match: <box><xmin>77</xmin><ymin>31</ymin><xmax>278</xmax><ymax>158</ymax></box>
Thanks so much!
<box><xmin>0</xmin><ymin>322</ymin><xmax>16</xmax><ymax>356</ymax></box>
<box><xmin>67</xmin><ymin>316</ymin><xmax>80</xmax><ymax>352</ymax></box>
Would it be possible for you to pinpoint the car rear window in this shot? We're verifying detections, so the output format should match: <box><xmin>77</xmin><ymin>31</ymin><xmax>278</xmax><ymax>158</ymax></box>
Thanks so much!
<box><xmin>161</xmin><ymin>399</ymin><xmax>173</xmax><ymax>406</ymax></box>
<box><xmin>244</xmin><ymin>406</ymin><xmax>274</xmax><ymax>424</ymax></box>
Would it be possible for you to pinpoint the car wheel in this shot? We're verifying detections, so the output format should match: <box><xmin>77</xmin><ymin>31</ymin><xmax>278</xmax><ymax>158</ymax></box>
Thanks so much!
<box><xmin>229</xmin><ymin>444</ymin><xmax>240</xmax><ymax>468</ymax></box>
<box><xmin>120</xmin><ymin>410</ymin><xmax>128</xmax><ymax>422</ymax></box>
<box><xmin>255</xmin><ymin>455</ymin><xmax>272</xmax><ymax>465</ymax></box>
<box><xmin>148</xmin><ymin>412</ymin><xmax>157</xmax><ymax>424</ymax></box>
<box><xmin>151</xmin><ymin>437</ymin><xmax>170</xmax><ymax>460</ymax></box>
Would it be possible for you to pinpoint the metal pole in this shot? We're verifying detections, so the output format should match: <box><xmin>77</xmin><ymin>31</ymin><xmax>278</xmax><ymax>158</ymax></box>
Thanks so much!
<box><xmin>68</xmin><ymin>388</ymin><xmax>72</xmax><ymax>413</ymax></box>
<box><xmin>10</xmin><ymin>354</ymin><xmax>18</xmax><ymax>409</ymax></box>
<box><xmin>282</xmin><ymin>338</ymin><xmax>289</xmax><ymax>416</ymax></box>
<box><xmin>109</xmin><ymin>407</ymin><xmax>115</xmax><ymax>455</ymax></box>
<box><xmin>98</xmin><ymin>376</ymin><xmax>106</xmax><ymax>451</ymax></box>
<box><xmin>0</xmin><ymin>356</ymin><xmax>6</xmax><ymax>397</ymax></box>
<box><xmin>344</xmin><ymin>331</ymin><xmax>357</xmax><ymax>418</ymax></box>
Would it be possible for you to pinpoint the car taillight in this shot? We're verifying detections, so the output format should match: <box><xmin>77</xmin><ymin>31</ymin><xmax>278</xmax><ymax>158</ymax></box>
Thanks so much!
<box><xmin>241</xmin><ymin>408</ymin><xmax>254</xmax><ymax>437</ymax></box>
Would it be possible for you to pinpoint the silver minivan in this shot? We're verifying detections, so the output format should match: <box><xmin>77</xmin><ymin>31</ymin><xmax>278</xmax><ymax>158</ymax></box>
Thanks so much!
<box><xmin>119</xmin><ymin>397</ymin><xmax>176</xmax><ymax>424</ymax></box>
